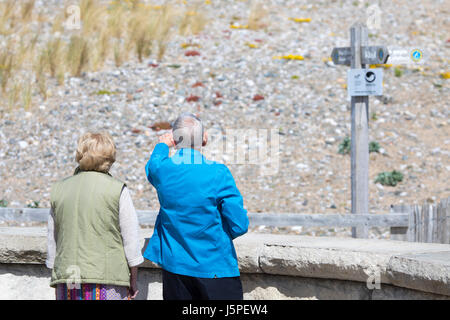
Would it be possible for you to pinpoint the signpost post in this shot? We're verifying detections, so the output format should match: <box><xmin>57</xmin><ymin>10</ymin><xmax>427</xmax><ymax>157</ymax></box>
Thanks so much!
<box><xmin>331</xmin><ymin>23</ymin><xmax>389</xmax><ymax>238</ymax></box>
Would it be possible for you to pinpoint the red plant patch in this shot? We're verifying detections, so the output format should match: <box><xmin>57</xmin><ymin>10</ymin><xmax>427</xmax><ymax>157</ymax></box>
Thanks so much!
<box><xmin>186</xmin><ymin>95</ymin><xmax>200</xmax><ymax>102</ymax></box>
<box><xmin>215</xmin><ymin>91</ymin><xmax>223</xmax><ymax>98</ymax></box>
<box><xmin>131</xmin><ymin>128</ymin><xmax>142</xmax><ymax>134</ymax></box>
<box><xmin>253</xmin><ymin>94</ymin><xmax>265</xmax><ymax>101</ymax></box>
<box><xmin>213</xmin><ymin>100</ymin><xmax>222</xmax><ymax>106</ymax></box>
<box><xmin>192</xmin><ymin>81</ymin><xmax>204</xmax><ymax>88</ymax></box>
<box><xmin>149</xmin><ymin>121</ymin><xmax>172</xmax><ymax>132</ymax></box>
<box><xmin>148</xmin><ymin>63</ymin><xmax>159</xmax><ymax>68</ymax></box>
<box><xmin>185</xmin><ymin>50</ymin><xmax>201</xmax><ymax>57</ymax></box>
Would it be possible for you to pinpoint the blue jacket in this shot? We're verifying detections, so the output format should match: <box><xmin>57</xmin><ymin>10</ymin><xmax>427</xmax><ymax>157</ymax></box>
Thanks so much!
<box><xmin>143</xmin><ymin>143</ymin><xmax>249</xmax><ymax>278</ymax></box>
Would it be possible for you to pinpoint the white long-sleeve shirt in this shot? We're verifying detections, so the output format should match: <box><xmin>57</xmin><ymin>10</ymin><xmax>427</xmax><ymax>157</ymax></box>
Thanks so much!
<box><xmin>46</xmin><ymin>187</ymin><xmax>144</xmax><ymax>268</ymax></box>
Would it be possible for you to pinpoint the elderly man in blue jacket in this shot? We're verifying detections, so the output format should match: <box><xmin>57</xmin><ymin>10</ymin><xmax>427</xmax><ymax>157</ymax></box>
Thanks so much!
<box><xmin>143</xmin><ymin>113</ymin><xmax>249</xmax><ymax>300</ymax></box>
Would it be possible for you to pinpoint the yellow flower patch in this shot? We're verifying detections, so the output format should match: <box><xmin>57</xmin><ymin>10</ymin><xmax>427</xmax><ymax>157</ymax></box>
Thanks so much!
<box><xmin>181</xmin><ymin>43</ymin><xmax>201</xmax><ymax>49</ymax></box>
<box><xmin>230</xmin><ymin>24</ymin><xmax>249</xmax><ymax>29</ymax></box>
<box><xmin>289</xmin><ymin>18</ymin><xmax>311</xmax><ymax>23</ymax></box>
<box><xmin>273</xmin><ymin>54</ymin><xmax>304</xmax><ymax>61</ymax></box>
<box><xmin>246</xmin><ymin>42</ymin><xmax>258</xmax><ymax>49</ymax></box>
<box><xmin>369</xmin><ymin>64</ymin><xmax>393</xmax><ymax>69</ymax></box>
<box><xmin>440</xmin><ymin>72</ymin><xmax>450</xmax><ymax>79</ymax></box>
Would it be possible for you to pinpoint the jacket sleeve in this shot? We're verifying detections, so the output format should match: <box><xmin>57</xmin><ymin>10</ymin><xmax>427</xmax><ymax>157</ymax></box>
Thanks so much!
<box><xmin>145</xmin><ymin>143</ymin><xmax>170</xmax><ymax>187</ymax></box>
<box><xmin>118</xmin><ymin>187</ymin><xmax>144</xmax><ymax>267</ymax></box>
<box><xmin>46</xmin><ymin>207</ymin><xmax>56</xmax><ymax>269</ymax></box>
<box><xmin>216</xmin><ymin>165</ymin><xmax>249</xmax><ymax>239</ymax></box>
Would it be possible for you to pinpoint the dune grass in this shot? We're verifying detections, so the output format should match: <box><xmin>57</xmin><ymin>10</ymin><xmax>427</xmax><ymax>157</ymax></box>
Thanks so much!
<box><xmin>0</xmin><ymin>0</ymin><xmax>209</xmax><ymax>112</ymax></box>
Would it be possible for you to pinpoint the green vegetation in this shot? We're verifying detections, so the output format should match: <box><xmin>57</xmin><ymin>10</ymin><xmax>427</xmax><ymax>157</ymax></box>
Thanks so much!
<box><xmin>338</xmin><ymin>137</ymin><xmax>351</xmax><ymax>155</ymax></box>
<box><xmin>0</xmin><ymin>199</ymin><xmax>7</xmax><ymax>207</ymax></box>
<box><xmin>26</xmin><ymin>200</ymin><xmax>40</xmax><ymax>208</ymax></box>
<box><xmin>95</xmin><ymin>90</ymin><xmax>118</xmax><ymax>95</ymax></box>
<box><xmin>375</xmin><ymin>170</ymin><xmax>404</xmax><ymax>187</ymax></box>
<box><xmin>338</xmin><ymin>137</ymin><xmax>381</xmax><ymax>154</ymax></box>
<box><xmin>369</xmin><ymin>141</ymin><xmax>380</xmax><ymax>153</ymax></box>
<box><xmin>371</xmin><ymin>112</ymin><xmax>378</xmax><ymax>121</ymax></box>
<box><xmin>394</xmin><ymin>67</ymin><xmax>404</xmax><ymax>77</ymax></box>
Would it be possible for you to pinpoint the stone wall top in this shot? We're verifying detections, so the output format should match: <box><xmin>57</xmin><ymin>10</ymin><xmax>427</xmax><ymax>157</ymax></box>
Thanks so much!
<box><xmin>1</xmin><ymin>227</ymin><xmax>449</xmax><ymax>297</ymax></box>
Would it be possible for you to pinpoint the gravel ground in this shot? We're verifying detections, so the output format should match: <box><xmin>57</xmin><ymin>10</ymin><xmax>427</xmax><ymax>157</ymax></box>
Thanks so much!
<box><xmin>0</xmin><ymin>0</ymin><xmax>449</xmax><ymax>237</ymax></box>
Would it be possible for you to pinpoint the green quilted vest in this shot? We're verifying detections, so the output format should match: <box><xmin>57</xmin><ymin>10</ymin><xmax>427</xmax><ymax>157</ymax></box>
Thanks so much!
<box><xmin>49</xmin><ymin>170</ymin><xmax>130</xmax><ymax>288</ymax></box>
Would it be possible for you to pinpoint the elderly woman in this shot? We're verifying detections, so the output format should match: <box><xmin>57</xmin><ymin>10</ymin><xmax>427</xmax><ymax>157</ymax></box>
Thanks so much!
<box><xmin>46</xmin><ymin>132</ymin><xmax>143</xmax><ymax>300</ymax></box>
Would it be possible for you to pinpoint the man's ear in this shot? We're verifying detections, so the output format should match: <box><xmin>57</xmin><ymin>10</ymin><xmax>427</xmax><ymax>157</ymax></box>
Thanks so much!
<box><xmin>171</xmin><ymin>130</ymin><xmax>177</xmax><ymax>146</ymax></box>
<box><xmin>202</xmin><ymin>131</ymin><xmax>208</xmax><ymax>147</ymax></box>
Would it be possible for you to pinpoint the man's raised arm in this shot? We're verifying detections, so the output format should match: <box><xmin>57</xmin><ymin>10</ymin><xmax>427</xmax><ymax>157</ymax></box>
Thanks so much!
<box><xmin>145</xmin><ymin>133</ymin><xmax>175</xmax><ymax>186</ymax></box>
<box><xmin>216</xmin><ymin>165</ymin><xmax>249</xmax><ymax>239</ymax></box>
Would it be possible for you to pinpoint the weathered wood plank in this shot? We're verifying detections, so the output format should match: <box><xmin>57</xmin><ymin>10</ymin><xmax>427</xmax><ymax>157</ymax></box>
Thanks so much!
<box><xmin>445</xmin><ymin>197</ymin><xmax>450</xmax><ymax>244</ymax></box>
<box><xmin>415</xmin><ymin>205</ymin><xmax>421</xmax><ymax>242</ymax></box>
<box><xmin>248</xmin><ymin>213</ymin><xmax>408</xmax><ymax>227</ymax></box>
<box><xmin>433</xmin><ymin>201</ymin><xmax>440</xmax><ymax>243</ymax></box>
<box><xmin>440</xmin><ymin>197</ymin><xmax>450</xmax><ymax>244</ymax></box>
<box><xmin>390</xmin><ymin>204</ymin><xmax>414</xmax><ymax>241</ymax></box>
<box><xmin>136</xmin><ymin>211</ymin><xmax>158</xmax><ymax>225</ymax></box>
<box><xmin>0</xmin><ymin>208</ymin><xmax>49</xmax><ymax>222</ymax></box>
<box><xmin>0</xmin><ymin>208</ymin><xmax>410</xmax><ymax>228</ymax></box>
<box><xmin>424</xmin><ymin>204</ymin><xmax>432</xmax><ymax>243</ymax></box>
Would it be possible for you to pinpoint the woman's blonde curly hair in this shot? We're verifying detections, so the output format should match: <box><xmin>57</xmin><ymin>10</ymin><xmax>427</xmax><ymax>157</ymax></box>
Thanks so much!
<box><xmin>75</xmin><ymin>132</ymin><xmax>116</xmax><ymax>173</ymax></box>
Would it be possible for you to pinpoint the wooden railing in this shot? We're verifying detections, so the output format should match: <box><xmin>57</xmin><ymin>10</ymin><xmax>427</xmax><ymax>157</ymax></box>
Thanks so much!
<box><xmin>0</xmin><ymin>197</ymin><xmax>448</xmax><ymax>244</ymax></box>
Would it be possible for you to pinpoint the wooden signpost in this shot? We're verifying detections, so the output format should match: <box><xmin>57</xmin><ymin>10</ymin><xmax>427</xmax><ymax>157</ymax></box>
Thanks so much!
<box><xmin>331</xmin><ymin>23</ymin><xmax>389</xmax><ymax>238</ymax></box>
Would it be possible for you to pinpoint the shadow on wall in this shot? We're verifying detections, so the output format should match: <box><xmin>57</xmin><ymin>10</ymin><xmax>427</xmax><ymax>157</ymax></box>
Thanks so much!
<box><xmin>241</xmin><ymin>273</ymin><xmax>449</xmax><ymax>300</ymax></box>
<box><xmin>241</xmin><ymin>273</ymin><xmax>370</xmax><ymax>300</ymax></box>
<box><xmin>137</xmin><ymin>237</ymin><xmax>162</xmax><ymax>300</ymax></box>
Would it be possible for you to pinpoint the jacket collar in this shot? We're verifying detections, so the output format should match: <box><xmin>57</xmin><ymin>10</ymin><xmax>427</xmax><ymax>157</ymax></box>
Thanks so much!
<box><xmin>73</xmin><ymin>166</ymin><xmax>112</xmax><ymax>177</ymax></box>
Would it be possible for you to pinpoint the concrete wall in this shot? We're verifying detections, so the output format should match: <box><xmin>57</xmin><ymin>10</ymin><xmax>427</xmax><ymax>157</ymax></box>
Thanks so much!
<box><xmin>0</xmin><ymin>227</ymin><xmax>449</xmax><ymax>300</ymax></box>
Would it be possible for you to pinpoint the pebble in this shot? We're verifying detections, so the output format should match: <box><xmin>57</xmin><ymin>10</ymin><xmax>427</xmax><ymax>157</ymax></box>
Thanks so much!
<box><xmin>18</xmin><ymin>141</ymin><xmax>28</xmax><ymax>149</ymax></box>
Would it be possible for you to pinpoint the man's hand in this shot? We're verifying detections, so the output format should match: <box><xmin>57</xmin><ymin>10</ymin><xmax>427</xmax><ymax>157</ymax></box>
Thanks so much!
<box><xmin>159</xmin><ymin>132</ymin><xmax>175</xmax><ymax>148</ymax></box>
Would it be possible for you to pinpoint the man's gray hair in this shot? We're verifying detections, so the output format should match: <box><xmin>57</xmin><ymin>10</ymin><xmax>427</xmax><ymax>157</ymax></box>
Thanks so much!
<box><xmin>172</xmin><ymin>113</ymin><xmax>204</xmax><ymax>149</ymax></box>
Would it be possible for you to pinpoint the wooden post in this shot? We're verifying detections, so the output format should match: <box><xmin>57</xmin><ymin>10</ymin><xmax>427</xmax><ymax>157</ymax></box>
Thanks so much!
<box><xmin>416</xmin><ymin>204</ymin><xmax>423</xmax><ymax>242</ymax></box>
<box><xmin>350</xmin><ymin>23</ymin><xmax>369</xmax><ymax>238</ymax></box>
<box><xmin>442</xmin><ymin>197</ymin><xmax>450</xmax><ymax>244</ymax></box>
<box><xmin>424</xmin><ymin>204</ymin><xmax>432</xmax><ymax>243</ymax></box>
<box><xmin>436</xmin><ymin>197</ymin><xmax>449</xmax><ymax>244</ymax></box>
<box><xmin>390</xmin><ymin>204</ymin><xmax>414</xmax><ymax>242</ymax></box>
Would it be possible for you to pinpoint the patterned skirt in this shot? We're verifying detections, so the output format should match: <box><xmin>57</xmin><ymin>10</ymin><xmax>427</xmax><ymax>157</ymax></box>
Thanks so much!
<box><xmin>55</xmin><ymin>283</ymin><xmax>130</xmax><ymax>300</ymax></box>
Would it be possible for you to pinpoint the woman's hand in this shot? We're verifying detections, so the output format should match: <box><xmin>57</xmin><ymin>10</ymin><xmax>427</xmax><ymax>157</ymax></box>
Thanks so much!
<box><xmin>128</xmin><ymin>266</ymin><xmax>139</xmax><ymax>299</ymax></box>
<box><xmin>128</xmin><ymin>283</ymin><xmax>139</xmax><ymax>299</ymax></box>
